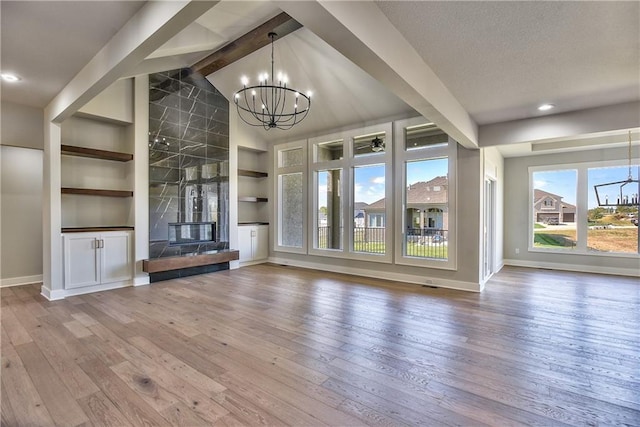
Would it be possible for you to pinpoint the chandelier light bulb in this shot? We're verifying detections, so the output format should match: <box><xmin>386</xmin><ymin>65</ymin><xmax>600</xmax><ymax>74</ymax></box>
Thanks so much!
<box><xmin>307</xmin><ymin>91</ymin><xmax>313</xmax><ymax>98</ymax></box>
<box><xmin>261</xmin><ymin>104</ymin><xmax>265</xmax><ymax>110</ymax></box>
<box><xmin>251</xmin><ymin>90</ymin><xmax>256</xmax><ymax>97</ymax></box>
<box><xmin>241</xmin><ymin>76</ymin><xmax>249</xmax><ymax>86</ymax></box>
<box><xmin>234</xmin><ymin>93</ymin><xmax>240</xmax><ymax>99</ymax></box>
<box><xmin>295</xmin><ymin>92</ymin><xmax>299</xmax><ymax>98</ymax></box>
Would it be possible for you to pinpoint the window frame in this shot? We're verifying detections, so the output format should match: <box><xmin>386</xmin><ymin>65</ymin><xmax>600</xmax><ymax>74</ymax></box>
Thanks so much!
<box><xmin>273</xmin><ymin>140</ymin><xmax>308</xmax><ymax>254</ymax></box>
<box><xmin>308</xmin><ymin>123</ymin><xmax>393</xmax><ymax>262</ymax></box>
<box><xmin>394</xmin><ymin>117</ymin><xmax>458</xmax><ymax>269</ymax></box>
<box><xmin>528</xmin><ymin>159</ymin><xmax>640</xmax><ymax>258</ymax></box>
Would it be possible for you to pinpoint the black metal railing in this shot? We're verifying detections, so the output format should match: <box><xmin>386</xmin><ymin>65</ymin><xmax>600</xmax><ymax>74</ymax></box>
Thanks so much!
<box><xmin>316</xmin><ymin>226</ymin><xmax>385</xmax><ymax>253</ymax></box>
<box><xmin>315</xmin><ymin>226</ymin><xmax>448</xmax><ymax>259</ymax></box>
<box><xmin>353</xmin><ymin>227</ymin><xmax>385</xmax><ymax>253</ymax></box>
<box><xmin>405</xmin><ymin>228</ymin><xmax>448</xmax><ymax>259</ymax></box>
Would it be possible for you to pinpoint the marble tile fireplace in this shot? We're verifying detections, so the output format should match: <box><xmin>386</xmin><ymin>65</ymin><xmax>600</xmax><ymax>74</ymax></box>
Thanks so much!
<box><xmin>148</xmin><ymin>69</ymin><xmax>230</xmax><ymax>281</ymax></box>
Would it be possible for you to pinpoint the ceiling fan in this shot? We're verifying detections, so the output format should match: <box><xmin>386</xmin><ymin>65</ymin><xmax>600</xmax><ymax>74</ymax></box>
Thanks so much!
<box><xmin>355</xmin><ymin>135</ymin><xmax>385</xmax><ymax>153</ymax></box>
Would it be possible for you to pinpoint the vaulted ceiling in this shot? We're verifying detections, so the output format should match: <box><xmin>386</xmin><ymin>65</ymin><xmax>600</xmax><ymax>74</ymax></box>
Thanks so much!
<box><xmin>1</xmin><ymin>1</ymin><xmax>638</xmax><ymax>150</ymax></box>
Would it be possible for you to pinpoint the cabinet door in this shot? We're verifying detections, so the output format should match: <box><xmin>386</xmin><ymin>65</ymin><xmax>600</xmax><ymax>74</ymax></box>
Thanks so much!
<box><xmin>64</xmin><ymin>234</ymin><xmax>100</xmax><ymax>289</ymax></box>
<box><xmin>100</xmin><ymin>232</ymin><xmax>132</xmax><ymax>284</ymax></box>
<box><xmin>238</xmin><ymin>226</ymin><xmax>253</xmax><ymax>262</ymax></box>
<box><xmin>253</xmin><ymin>226</ymin><xmax>269</xmax><ymax>260</ymax></box>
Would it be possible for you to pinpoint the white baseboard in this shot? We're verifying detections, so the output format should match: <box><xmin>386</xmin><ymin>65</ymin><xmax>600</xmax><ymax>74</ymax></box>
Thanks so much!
<box><xmin>239</xmin><ymin>259</ymin><xmax>268</xmax><ymax>268</ymax></box>
<box><xmin>268</xmin><ymin>256</ymin><xmax>481</xmax><ymax>292</ymax></box>
<box><xmin>133</xmin><ymin>275</ymin><xmax>150</xmax><ymax>287</ymax></box>
<box><xmin>503</xmin><ymin>259</ymin><xmax>640</xmax><ymax>277</ymax></box>
<box><xmin>1</xmin><ymin>274</ymin><xmax>43</xmax><ymax>288</ymax></box>
<box><xmin>41</xmin><ymin>280</ymin><xmax>133</xmax><ymax>301</ymax></box>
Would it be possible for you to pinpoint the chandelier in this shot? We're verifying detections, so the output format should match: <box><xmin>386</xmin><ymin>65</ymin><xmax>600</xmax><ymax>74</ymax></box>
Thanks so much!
<box><xmin>234</xmin><ymin>32</ymin><xmax>311</xmax><ymax>130</ymax></box>
<box><xmin>594</xmin><ymin>131</ymin><xmax>639</xmax><ymax>207</ymax></box>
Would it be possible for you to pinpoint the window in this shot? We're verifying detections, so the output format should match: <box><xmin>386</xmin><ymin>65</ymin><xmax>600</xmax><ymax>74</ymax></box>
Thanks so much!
<box><xmin>404</xmin><ymin>158</ymin><xmax>449</xmax><ymax>260</ymax></box>
<box><xmin>276</xmin><ymin>118</ymin><xmax>457</xmax><ymax>268</ymax></box>
<box><xmin>394</xmin><ymin>117</ymin><xmax>457</xmax><ymax>269</ymax></box>
<box><xmin>354</xmin><ymin>164</ymin><xmax>386</xmax><ymax>254</ymax></box>
<box><xmin>315</xmin><ymin>169</ymin><xmax>343</xmax><ymax>250</ymax></box>
<box><xmin>279</xmin><ymin>173</ymin><xmax>304</xmax><ymax>247</ymax></box>
<box><xmin>587</xmin><ymin>165</ymin><xmax>639</xmax><ymax>254</ymax></box>
<box><xmin>529</xmin><ymin>161</ymin><xmax>639</xmax><ymax>256</ymax></box>
<box><xmin>274</xmin><ymin>142</ymin><xmax>307</xmax><ymax>253</ymax></box>
<box><xmin>531</xmin><ymin>169</ymin><xmax>577</xmax><ymax>250</ymax></box>
<box><xmin>308</xmin><ymin>123</ymin><xmax>392</xmax><ymax>261</ymax></box>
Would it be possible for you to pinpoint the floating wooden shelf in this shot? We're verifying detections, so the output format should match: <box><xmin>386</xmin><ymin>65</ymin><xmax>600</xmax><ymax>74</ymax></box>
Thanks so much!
<box><xmin>238</xmin><ymin>169</ymin><xmax>268</xmax><ymax>178</ymax></box>
<box><xmin>62</xmin><ymin>226</ymin><xmax>134</xmax><ymax>233</ymax></box>
<box><xmin>61</xmin><ymin>145</ymin><xmax>133</xmax><ymax>162</ymax></box>
<box><xmin>62</xmin><ymin>188</ymin><xmax>133</xmax><ymax>197</ymax></box>
<box><xmin>143</xmin><ymin>250</ymin><xmax>240</xmax><ymax>273</ymax></box>
<box><xmin>238</xmin><ymin>196</ymin><xmax>268</xmax><ymax>203</ymax></box>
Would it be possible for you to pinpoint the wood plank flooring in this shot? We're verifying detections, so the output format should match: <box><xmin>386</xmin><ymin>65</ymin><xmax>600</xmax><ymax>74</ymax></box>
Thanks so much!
<box><xmin>1</xmin><ymin>264</ymin><xmax>639</xmax><ymax>426</ymax></box>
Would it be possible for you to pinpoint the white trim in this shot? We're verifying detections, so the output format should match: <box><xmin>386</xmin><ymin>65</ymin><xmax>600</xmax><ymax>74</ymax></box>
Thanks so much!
<box><xmin>239</xmin><ymin>259</ymin><xmax>268</xmax><ymax>268</ymax></box>
<box><xmin>41</xmin><ymin>280</ymin><xmax>133</xmax><ymax>301</ymax></box>
<box><xmin>504</xmin><ymin>258</ymin><xmax>640</xmax><ymax>277</ymax></box>
<box><xmin>269</xmin><ymin>256</ymin><xmax>481</xmax><ymax>292</ymax></box>
<box><xmin>0</xmin><ymin>275</ymin><xmax>43</xmax><ymax>288</ymax></box>
<box><xmin>133</xmin><ymin>276</ymin><xmax>150</xmax><ymax>287</ymax></box>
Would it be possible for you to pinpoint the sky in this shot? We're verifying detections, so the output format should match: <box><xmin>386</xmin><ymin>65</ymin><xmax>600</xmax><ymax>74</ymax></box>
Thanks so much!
<box><xmin>534</xmin><ymin>165</ymin><xmax>640</xmax><ymax>209</ymax></box>
<box><xmin>317</xmin><ymin>157</ymin><xmax>449</xmax><ymax>207</ymax></box>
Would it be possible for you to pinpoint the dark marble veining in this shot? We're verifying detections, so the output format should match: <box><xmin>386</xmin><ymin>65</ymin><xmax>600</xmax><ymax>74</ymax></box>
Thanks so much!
<box><xmin>149</xmin><ymin>69</ymin><xmax>230</xmax><ymax>260</ymax></box>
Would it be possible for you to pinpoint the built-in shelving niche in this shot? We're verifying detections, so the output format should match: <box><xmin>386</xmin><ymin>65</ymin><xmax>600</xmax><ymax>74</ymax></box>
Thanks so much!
<box><xmin>60</xmin><ymin>115</ymin><xmax>134</xmax><ymax>231</ymax></box>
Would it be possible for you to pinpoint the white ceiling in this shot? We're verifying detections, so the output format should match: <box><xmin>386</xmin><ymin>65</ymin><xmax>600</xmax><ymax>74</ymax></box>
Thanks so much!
<box><xmin>0</xmin><ymin>1</ymin><xmax>145</xmax><ymax>108</ymax></box>
<box><xmin>375</xmin><ymin>0</ymin><xmax>640</xmax><ymax>125</ymax></box>
<box><xmin>1</xmin><ymin>0</ymin><xmax>638</xmax><ymax>149</ymax></box>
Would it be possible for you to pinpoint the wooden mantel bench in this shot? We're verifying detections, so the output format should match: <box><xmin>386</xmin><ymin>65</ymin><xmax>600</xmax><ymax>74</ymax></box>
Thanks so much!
<box><xmin>142</xmin><ymin>250</ymin><xmax>239</xmax><ymax>273</ymax></box>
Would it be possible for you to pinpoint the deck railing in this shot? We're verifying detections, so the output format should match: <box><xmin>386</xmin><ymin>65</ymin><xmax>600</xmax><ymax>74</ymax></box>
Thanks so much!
<box><xmin>315</xmin><ymin>226</ymin><xmax>447</xmax><ymax>259</ymax></box>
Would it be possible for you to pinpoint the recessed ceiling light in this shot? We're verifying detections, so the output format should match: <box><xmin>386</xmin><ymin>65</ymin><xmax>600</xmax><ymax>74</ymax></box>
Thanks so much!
<box><xmin>538</xmin><ymin>103</ymin><xmax>555</xmax><ymax>111</ymax></box>
<box><xmin>1</xmin><ymin>73</ymin><xmax>21</xmax><ymax>82</ymax></box>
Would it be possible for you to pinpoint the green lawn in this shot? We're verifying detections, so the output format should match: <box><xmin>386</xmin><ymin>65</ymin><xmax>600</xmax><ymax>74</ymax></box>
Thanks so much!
<box><xmin>533</xmin><ymin>231</ymin><xmax>576</xmax><ymax>248</ymax></box>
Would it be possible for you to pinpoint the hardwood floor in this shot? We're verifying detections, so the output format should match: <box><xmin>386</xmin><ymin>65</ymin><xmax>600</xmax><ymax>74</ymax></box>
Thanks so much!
<box><xmin>1</xmin><ymin>264</ymin><xmax>639</xmax><ymax>426</ymax></box>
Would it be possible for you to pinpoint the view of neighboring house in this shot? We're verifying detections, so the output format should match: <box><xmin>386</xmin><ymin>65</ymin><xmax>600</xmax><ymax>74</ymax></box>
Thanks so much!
<box><xmin>534</xmin><ymin>189</ymin><xmax>576</xmax><ymax>224</ymax></box>
<box><xmin>364</xmin><ymin>176</ymin><xmax>449</xmax><ymax>231</ymax></box>
<box><xmin>353</xmin><ymin>202</ymin><xmax>368</xmax><ymax>228</ymax></box>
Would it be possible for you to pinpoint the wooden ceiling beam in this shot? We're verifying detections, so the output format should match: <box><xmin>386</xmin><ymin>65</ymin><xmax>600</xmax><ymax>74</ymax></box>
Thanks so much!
<box><xmin>192</xmin><ymin>12</ymin><xmax>302</xmax><ymax>77</ymax></box>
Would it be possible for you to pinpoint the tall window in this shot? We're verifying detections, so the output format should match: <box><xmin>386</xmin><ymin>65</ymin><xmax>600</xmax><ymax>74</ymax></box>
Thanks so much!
<box><xmin>354</xmin><ymin>164</ymin><xmax>386</xmax><ymax>254</ymax></box>
<box><xmin>531</xmin><ymin>169</ymin><xmax>577</xmax><ymax>250</ymax></box>
<box><xmin>587</xmin><ymin>165</ymin><xmax>639</xmax><ymax>254</ymax></box>
<box><xmin>394</xmin><ymin>118</ymin><xmax>457</xmax><ymax>269</ymax></box>
<box><xmin>529</xmin><ymin>161</ymin><xmax>639</xmax><ymax>256</ymax></box>
<box><xmin>275</xmin><ymin>143</ymin><xmax>306</xmax><ymax>253</ymax></box>
<box><xmin>316</xmin><ymin>169</ymin><xmax>343</xmax><ymax>250</ymax></box>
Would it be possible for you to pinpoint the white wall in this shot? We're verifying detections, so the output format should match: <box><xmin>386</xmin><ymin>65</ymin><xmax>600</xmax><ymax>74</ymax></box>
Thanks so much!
<box><xmin>1</xmin><ymin>146</ymin><xmax>44</xmax><ymax>286</ymax></box>
<box><xmin>504</xmin><ymin>146</ymin><xmax>640</xmax><ymax>276</ymax></box>
<box><xmin>0</xmin><ymin>101</ymin><xmax>46</xmax><ymax>285</ymax></box>
<box><xmin>77</xmin><ymin>79</ymin><xmax>134</xmax><ymax>124</ymax></box>
<box><xmin>1</xmin><ymin>101</ymin><xmax>44</xmax><ymax>149</ymax></box>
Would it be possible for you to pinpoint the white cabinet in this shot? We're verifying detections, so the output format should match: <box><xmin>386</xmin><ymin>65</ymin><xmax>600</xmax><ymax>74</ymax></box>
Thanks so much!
<box><xmin>238</xmin><ymin>225</ymin><xmax>268</xmax><ymax>264</ymax></box>
<box><xmin>63</xmin><ymin>231</ymin><xmax>132</xmax><ymax>289</ymax></box>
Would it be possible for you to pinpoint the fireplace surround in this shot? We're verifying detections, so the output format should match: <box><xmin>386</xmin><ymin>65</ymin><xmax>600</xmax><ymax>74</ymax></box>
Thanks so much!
<box><xmin>147</xmin><ymin>69</ymin><xmax>230</xmax><ymax>281</ymax></box>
